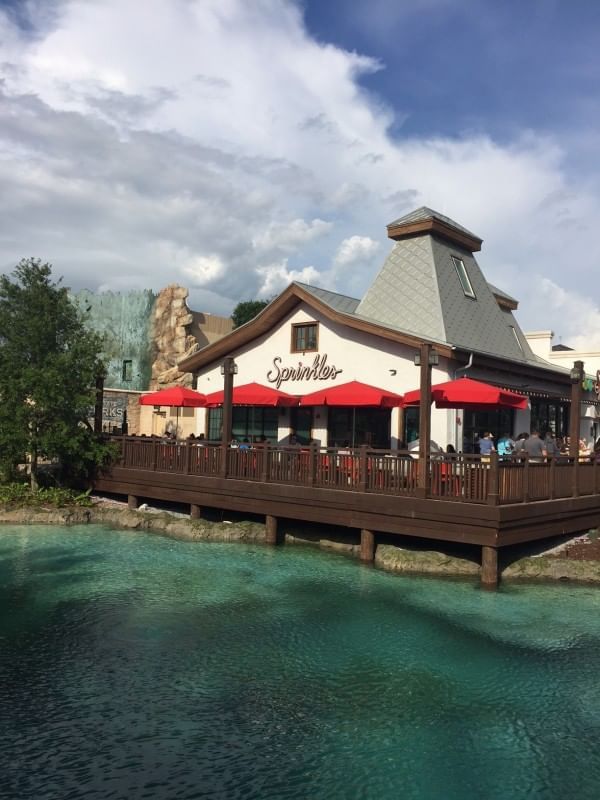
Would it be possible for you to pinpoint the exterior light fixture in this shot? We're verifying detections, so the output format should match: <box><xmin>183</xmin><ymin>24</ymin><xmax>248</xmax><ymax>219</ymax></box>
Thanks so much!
<box><xmin>570</xmin><ymin>362</ymin><xmax>584</xmax><ymax>383</ymax></box>
<box><xmin>220</xmin><ymin>359</ymin><xmax>238</xmax><ymax>376</ymax></box>
<box><xmin>414</xmin><ymin>348</ymin><xmax>439</xmax><ymax>367</ymax></box>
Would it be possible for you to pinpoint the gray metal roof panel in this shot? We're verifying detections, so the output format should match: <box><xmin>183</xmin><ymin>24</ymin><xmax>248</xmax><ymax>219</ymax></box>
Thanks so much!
<box><xmin>431</xmin><ymin>237</ymin><xmax>535</xmax><ymax>362</ymax></box>
<box><xmin>355</xmin><ymin>237</ymin><xmax>445</xmax><ymax>341</ymax></box>
<box><xmin>387</xmin><ymin>206</ymin><xmax>481</xmax><ymax>241</ymax></box>
<box><xmin>487</xmin><ymin>282</ymin><xmax>518</xmax><ymax>304</ymax></box>
<box><xmin>294</xmin><ymin>282</ymin><xmax>361</xmax><ymax>314</ymax></box>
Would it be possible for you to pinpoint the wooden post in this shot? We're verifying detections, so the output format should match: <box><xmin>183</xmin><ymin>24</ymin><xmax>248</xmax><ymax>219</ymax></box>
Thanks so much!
<box><xmin>573</xmin><ymin>455</ymin><xmax>580</xmax><ymax>498</ymax></box>
<box><xmin>260</xmin><ymin>442</ymin><xmax>270</xmax><ymax>483</ymax></box>
<box><xmin>94</xmin><ymin>373</ymin><xmax>104</xmax><ymax>435</ymax></box>
<box><xmin>184</xmin><ymin>439</ymin><xmax>191</xmax><ymax>475</ymax></box>
<box><xmin>309</xmin><ymin>443</ymin><xmax>317</xmax><ymax>486</ymax></box>
<box><xmin>416</xmin><ymin>343</ymin><xmax>433</xmax><ymax>498</ymax></box>
<box><xmin>480</xmin><ymin>545</ymin><xmax>498</xmax><ymax>589</ymax></box>
<box><xmin>190</xmin><ymin>503</ymin><xmax>201</xmax><ymax>519</ymax></box>
<box><xmin>220</xmin><ymin>357</ymin><xmax>236</xmax><ymax>477</ymax></box>
<box><xmin>265</xmin><ymin>514</ymin><xmax>278</xmax><ymax>545</ymax></box>
<box><xmin>152</xmin><ymin>438</ymin><xmax>158</xmax><ymax>471</ymax></box>
<box><xmin>487</xmin><ymin>451</ymin><xmax>500</xmax><ymax>505</ymax></box>
<box><xmin>569</xmin><ymin>360</ymin><xmax>584</xmax><ymax>458</ymax></box>
<box><xmin>549</xmin><ymin>456</ymin><xmax>556</xmax><ymax>500</ymax></box>
<box><xmin>523</xmin><ymin>456</ymin><xmax>530</xmax><ymax>503</ymax></box>
<box><xmin>360</xmin><ymin>528</ymin><xmax>375</xmax><ymax>562</ymax></box>
<box><xmin>359</xmin><ymin>445</ymin><xmax>369</xmax><ymax>492</ymax></box>
<box><xmin>127</xmin><ymin>494</ymin><xmax>138</xmax><ymax>511</ymax></box>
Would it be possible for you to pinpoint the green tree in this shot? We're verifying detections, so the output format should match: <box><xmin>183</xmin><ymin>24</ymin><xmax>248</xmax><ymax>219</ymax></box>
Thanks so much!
<box><xmin>0</xmin><ymin>259</ymin><xmax>110</xmax><ymax>490</ymax></box>
<box><xmin>231</xmin><ymin>299</ymin><xmax>269</xmax><ymax>328</ymax></box>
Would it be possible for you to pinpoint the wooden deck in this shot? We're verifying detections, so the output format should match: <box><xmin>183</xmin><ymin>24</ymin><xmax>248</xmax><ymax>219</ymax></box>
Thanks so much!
<box><xmin>94</xmin><ymin>438</ymin><xmax>600</xmax><ymax>587</ymax></box>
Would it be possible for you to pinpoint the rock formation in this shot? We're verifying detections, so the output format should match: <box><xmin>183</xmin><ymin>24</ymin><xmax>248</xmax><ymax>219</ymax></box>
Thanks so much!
<box><xmin>150</xmin><ymin>285</ymin><xmax>198</xmax><ymax>389</ymax></box>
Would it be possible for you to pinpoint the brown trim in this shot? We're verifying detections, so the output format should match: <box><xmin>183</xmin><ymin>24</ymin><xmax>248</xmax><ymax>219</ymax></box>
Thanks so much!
<box><xmin>493</xmin><ymin>294</ymin><xmax>518</xmax><ymax>311</ymax></box>
<box><xmin>178</xmin><ymin>283</ymin><xmax>453</xmax><ymax>373</ymax></box>
<box><xmin>386</xmin><ymin>218</ymin><xmax>482</xmax><ymax>253</ymax></box>
<box><xmin>291</xmin><ymin>321</ymin><xmax>319</xmax><ymax>354</ymax></box>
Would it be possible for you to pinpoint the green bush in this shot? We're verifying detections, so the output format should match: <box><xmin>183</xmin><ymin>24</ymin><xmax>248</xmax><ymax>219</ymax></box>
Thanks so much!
<box><xmin>0</xmin><ymin>483</ymin><xmax>93</xmax><ymax>509</ymax></box>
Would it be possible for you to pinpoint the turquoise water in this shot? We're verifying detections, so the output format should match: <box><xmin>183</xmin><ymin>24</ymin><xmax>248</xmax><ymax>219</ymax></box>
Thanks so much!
<box><xmin>1</xmin><ymin>526</ymin><xmax>600</xmax><ymax>800</ymax></box>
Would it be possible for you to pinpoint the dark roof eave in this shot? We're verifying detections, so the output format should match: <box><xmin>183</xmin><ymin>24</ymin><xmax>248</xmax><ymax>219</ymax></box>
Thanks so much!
<box><xmin>451</xmin><ymin>345</ymin><xmax>573</xmax><ymax>385</ymax></box>
<box><xmin>178</xmin><ymin>283</ymin><xmax>454</xmax><ymax>373</ymax></box>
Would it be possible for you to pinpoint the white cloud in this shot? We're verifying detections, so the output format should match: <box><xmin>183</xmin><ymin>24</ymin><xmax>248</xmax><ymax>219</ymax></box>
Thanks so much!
<box><xmin>255</xmin><ymin>260</ymin><xmax>321</xmax><ymax>298</ymax></box>
<box><xmin>0</xmin><ymin>0</ymin><xmax>598</xmax><ymax>339</ymax></box>
<box><xmin>252</xmin><ymin>218</ymin><xmax>333</xmax><ymax>257</ymax></box>
<box><xmin>334</xmin><ymin>235</ymin><xmax>380</xmax><ymax>267</ymax></box>
<box><xmin>181</xmin><ymin>254</ymin><xmax>226</xmax><ymax>285</ymax></box>
<box><xmin>529</xmin><ymin>278</ymin><xmax>600</xmax><ymax>352</ymax></box>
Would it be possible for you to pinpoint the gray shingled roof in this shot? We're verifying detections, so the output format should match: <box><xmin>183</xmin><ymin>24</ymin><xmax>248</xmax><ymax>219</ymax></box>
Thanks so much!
<box><xmin>387</xmin><ymin>206</ymin><xmax>481</xmax><ymax>241</ymax></box>
<box><xmin>487</xmin><ymin>283</ymin><xmax>518</xmax><ymax>305</ymax></box>
<box><xmin>353</xmin><ymin>234</ymin><xmax>538</xmax><ymax>364</ymax></box>
<box><xmin>294</xmin><ymin>282</ymin><xmax>360</xmax><ymax>315</ymax></box>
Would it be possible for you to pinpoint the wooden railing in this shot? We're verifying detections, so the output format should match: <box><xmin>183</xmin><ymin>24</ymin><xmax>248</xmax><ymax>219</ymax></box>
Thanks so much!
<box><xmin>110</xmin><ymin>437</ymin><xmax>600</xmax><ymax>505</ymax></box>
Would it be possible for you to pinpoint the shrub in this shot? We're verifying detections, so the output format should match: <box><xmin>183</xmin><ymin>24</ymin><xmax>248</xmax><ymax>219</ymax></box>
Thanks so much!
<box><xmin>0</xmin><ymin>483</ymin><xmax>93</xmax><ymax>509</ymax></box>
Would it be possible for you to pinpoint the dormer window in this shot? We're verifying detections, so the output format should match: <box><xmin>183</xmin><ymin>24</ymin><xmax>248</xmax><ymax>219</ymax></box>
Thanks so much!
<box><xmin>291</xmin><ymin>322</ymin><xmax>318</xmax><ymax>353</ymax></box>
<box><xmin>451</xmin><ymin>256</ymin><xmax>476</xmax><ymax>299</ymax></box>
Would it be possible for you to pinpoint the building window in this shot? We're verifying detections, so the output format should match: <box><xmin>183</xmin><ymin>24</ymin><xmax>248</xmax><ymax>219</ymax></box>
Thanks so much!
<box><xmin>451</xmin><ymin>256</ymin><xmax>476</xmax><ymax>299</ymax></box>
<box><xmin>122</xmin><ymin>360</ymin><xmax>133</xmax><ymax>381</ymax></box>
<box><xmin>206</xmin><ymin>407</ymin><xmax>278</xmax><ymax>443</ymax></box>
<box><xmin>291</xmin><ymin>322</ymin><xmax>318</xmax><ymax>353</ymax></box>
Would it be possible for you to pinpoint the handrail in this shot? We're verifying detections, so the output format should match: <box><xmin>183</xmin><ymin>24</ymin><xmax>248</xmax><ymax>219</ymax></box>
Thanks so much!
<box><xmin>107</xmin><ymin>436</ymin><xmax>599</xmax><ymax>505</ymax></box>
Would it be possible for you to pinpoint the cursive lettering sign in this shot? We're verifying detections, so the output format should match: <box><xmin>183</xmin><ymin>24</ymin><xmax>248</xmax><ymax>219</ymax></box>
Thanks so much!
<box><xmin>266</xmin><ymin>354</ymin><xmax>343</xmax><ymax>389</ymax></box>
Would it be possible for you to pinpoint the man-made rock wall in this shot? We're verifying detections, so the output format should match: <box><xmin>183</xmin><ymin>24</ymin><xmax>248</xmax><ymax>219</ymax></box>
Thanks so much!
<box><xmin>2</xmin><ymin>508</ymin><xmax>598</xmax><ymax>585</ymax></box>
<box><xmin>150</xmin><ymin>285</ymin><xmax>196</xmax><ymax>389</ymax></box>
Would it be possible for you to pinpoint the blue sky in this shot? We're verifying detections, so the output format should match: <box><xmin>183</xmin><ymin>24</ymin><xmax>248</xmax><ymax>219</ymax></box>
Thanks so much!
<box><xmin>0</xmin><ymin>0</ymin><xmax>599</xmax><ymax>347</ymax></box>
<box><xmin>305</xmin><ymin>0</ymin><xmax>600</xmax><ymax>141</ymax></box>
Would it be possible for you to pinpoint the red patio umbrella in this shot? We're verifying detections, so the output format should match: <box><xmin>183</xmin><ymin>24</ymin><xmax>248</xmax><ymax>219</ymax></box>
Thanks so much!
<box><xmin>139</xmin><ymin>385</ymin><xmax>207</xmax><ymax>436</ymax></box>
<box><xmin>139</xmin><ymin>386</ymin><xmax>208</xmax><ymax>407</ymax></box>
<box><xmin>203</xmin><ymin>382</ymin><xmax>299</xmax><ymax>407</ymax></box>
<box><xmin>402</xmin><ymin>377</ymin><xmax>528</xmax><ymax>409</ymax></box>
<box><xmin>299</xmin><ymin>380</ymin><xmax>403</xmax><ymax>407</ymax></box>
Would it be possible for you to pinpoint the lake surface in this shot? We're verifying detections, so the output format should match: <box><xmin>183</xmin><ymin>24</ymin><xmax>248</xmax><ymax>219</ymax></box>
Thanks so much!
<box><xmin>1</xmin><ymin>525</ymin><xmax>599</xmax><ymax>800</ymax></box>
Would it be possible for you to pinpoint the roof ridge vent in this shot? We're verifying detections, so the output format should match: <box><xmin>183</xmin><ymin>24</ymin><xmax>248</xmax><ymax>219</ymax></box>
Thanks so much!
<box><xmin>386</xmin><ymin>207</ymin><xmax>483</xmax><ymax>253</ymax></box>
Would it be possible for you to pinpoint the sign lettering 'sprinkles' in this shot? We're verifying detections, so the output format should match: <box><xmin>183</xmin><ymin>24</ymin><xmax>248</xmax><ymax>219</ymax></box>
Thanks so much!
<box><xmin>266</xmin><ymin>354</ymin><xmax>343</xmax><ymax>389</ymax></box>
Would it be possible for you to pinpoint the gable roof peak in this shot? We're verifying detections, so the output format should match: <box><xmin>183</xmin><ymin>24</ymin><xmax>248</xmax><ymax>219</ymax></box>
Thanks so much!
<box><xmin>386</xmin><ymin>206</ymin><xmax>483</xmax><ymax>253</ymax></box>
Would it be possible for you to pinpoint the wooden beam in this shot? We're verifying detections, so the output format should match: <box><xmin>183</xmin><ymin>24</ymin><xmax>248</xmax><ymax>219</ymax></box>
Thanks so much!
<box><xmin>127</xmin><ymin>494</ymin><xmax>138</xmax><ymax>510</ymax></box>
<box><xmin>190</xmin><ymin>503</ymin><xmax>201</xmax><ymax>519</ymax></box>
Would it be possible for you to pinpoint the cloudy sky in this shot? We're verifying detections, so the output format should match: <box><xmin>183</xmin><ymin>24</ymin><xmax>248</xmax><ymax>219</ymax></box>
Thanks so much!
<box><xmin>1</xmin><ymin>0</ymin><xmax>599</xmax><ymax>347</ymax></box>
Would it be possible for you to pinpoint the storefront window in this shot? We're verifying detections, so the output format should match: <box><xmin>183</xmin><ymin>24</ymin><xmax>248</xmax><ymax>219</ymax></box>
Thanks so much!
<box><xmin>530</xmin><ymin>400</ymin><xmax>568</xmax><ymax>438</ymax></box>
<box><xmin>207</xmin><ymin>407</ymin><xmax>279</xmax><ymax>442</ymax></box>
<box><xmin>290</xmin><ymin>408</ymin><xmax>313</xmax><ymax>445</ymax></box>
<box><xmin>328</xmin><ymin>408</ymin><xmax>391</xmax><ymax>448</ymax></box>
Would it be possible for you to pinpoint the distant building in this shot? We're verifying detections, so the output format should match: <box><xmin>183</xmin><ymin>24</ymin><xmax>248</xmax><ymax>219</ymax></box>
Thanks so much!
<box><xmin>525</xmin><ymin>331</ymin><xmax>600</xmax><ymax>443</ymax></box>
<box><xmin>72</xmin><ymin>285</ymin><xmax>232</xmax><ymax>435</ymax></box>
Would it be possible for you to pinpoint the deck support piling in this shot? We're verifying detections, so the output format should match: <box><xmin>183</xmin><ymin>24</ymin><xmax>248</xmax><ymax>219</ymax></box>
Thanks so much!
<box><xmin>265</xmin><ymin>514</ymin><xmax>279</xmax><ymax>545</ymax></box>
<box><xmin>480</xmin><ymin>545</ymin><xmax>499</xmax><ymax>589</ymax></box>
<box><xmin>360</xmin><ymin>529</ymin><xmax>375</xmax><ymax>562</ymax></box>
<box><xmin>127</xmin><ymin>494</ymin><xmax>138</xmax><ymax>511</ymax></box>
<box><xmin>190</xmin><ymin>503</ymin><xmax>201</xmax><ymax>519</ymax></box>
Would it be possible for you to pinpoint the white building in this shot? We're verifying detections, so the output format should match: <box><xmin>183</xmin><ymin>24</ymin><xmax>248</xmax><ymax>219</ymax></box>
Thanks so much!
<box><xmin>181</xmin><ymin>208</ymin><xmax>595</xmax><ymax>450</ymax></box>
